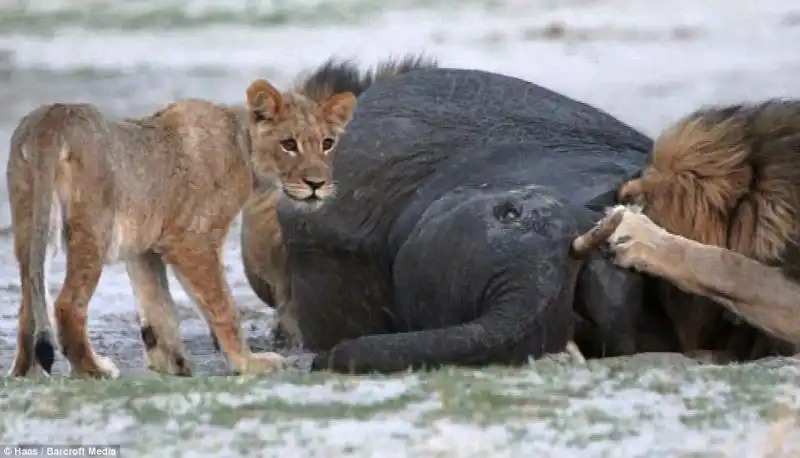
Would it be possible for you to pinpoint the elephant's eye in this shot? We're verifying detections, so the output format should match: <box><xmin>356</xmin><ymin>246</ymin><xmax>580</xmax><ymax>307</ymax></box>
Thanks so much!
<box><xmin>494</xmin><ymin>202</ymin><xmax>520</xmax><ymax>222</ymax></box>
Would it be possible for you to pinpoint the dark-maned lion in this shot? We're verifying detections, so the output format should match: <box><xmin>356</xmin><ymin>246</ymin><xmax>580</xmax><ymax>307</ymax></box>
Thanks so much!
<box><xmin>7</xmin><ymin>77</ymin><xmax>357</xmax><ymax>377</ymax></box>
<box><xmin>606</xmin><ymin>101</ymin><xmax>800</xmax><ymax>360</ymax></box>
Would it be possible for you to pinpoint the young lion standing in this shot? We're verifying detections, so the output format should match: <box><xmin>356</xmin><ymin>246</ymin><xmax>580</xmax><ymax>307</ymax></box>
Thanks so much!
<box><xmin>7</xmin><ymin>81</ymin><xmax>357</xmax><ymax>377</ymax></box>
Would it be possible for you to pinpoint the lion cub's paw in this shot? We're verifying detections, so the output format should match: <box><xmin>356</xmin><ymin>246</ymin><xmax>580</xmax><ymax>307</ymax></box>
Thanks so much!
<box><xmin>606</xmin><ymin>206</ymin><xmax>667</xmax><ymax>270</ymax></box>
<box><xmin>95</xmin><ymin>355</ymin><xmax>121</xmax><ymax>378</ymax></box>
<box><xmin>28</xmin><ymin>364</ymin><xmax>53</xmax><ymax>378</ymax></box>
<box><xmin>146</xmin><ymin>347</ymin><xmax>194</xmax><ymax>377</ymax></box>
<box><xmin>9</xmin><ymin>363</ymin><xmax>52</xmax><ymax>378</ymax></box>
<box><xmin>235</xmin><ymin>352</ymin><xmax>287</xmax><ymax>375</ymax></box>
<box><xmin>70</xmin><ymin>354</ymin><xmax>121</xmax><ymax>379</ymax></box>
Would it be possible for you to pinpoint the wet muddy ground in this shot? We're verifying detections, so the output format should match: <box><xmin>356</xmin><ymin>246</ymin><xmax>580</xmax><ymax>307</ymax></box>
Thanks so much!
<box><xmin>0</xmin><ymin>223</ymin><xmax>300</xmax><ymax>377</ymax></box>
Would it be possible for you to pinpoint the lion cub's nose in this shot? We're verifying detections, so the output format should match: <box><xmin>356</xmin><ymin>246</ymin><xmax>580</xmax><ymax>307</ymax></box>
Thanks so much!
<box><xmin>303</xmin><ymin>178</ymin><xmax>326</xmax><ymax>190</ymax></box>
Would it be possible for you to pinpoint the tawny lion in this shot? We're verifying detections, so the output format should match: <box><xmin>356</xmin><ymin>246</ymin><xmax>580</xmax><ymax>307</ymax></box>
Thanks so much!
<box><xmin>239</xmin><ymin>55</ymin><xmax>438</xmax><ymax>347</ymax></box>
<box><xmin>573</xmin><ymin>100</ymin><xmax>800</xmax><ymax>360</ymax></box>
<box><xmin>7</xmin><ymin>77</ymin><xmax>357</xmax><ymax>377</ymax></box>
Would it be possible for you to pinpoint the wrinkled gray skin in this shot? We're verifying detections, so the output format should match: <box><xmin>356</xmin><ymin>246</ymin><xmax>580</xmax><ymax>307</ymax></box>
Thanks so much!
<box><xmin>276</xmin><ymin>67</ymin><xmax>681</xmax><ymax>374</ymax></box>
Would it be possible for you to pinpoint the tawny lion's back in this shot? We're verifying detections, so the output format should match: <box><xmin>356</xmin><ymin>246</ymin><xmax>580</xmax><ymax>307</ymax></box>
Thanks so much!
<box><xmin>6</xmin><ymin>103</ymin><xmax>131</xmax><ymax>194</ymax></box>
<box><xmin>6</xmin><ymin>102</ymin><xmax>118</xmax><ymax>243</ymax></box>
<box><xmin>8</xmin><ymin>103</ymin><xmax>104</xmax><ymax>168</ymax></box>
<box><xmin>134</xmin><ymin>99</ymin><xmax>252</xmax><ymax>183</ymax></box>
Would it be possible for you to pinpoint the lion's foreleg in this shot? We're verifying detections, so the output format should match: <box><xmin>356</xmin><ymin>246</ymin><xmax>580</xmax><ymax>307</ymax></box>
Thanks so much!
<box><xmin>663</xmin><ymin>239</ymin><xmax>800</xmax><ymax>345</ymax></box>
<box><xmin>240</xmin><ymin>191</ymin><xmax>302</xmax><ymax>348</ymax></box>
<box><xmin>164</xmin><ymin>236</ymin><xmax>286</xmax><ymax>375</ymax></box>
<box><xmin>601</xmin><ymin>206</ymin><xmax>800</xmax><ymax>345</ymax></box>
<box><xmin>126</xmin><ymin>251</ymin><xmax>192</xmax><ymax>376</ymax></box>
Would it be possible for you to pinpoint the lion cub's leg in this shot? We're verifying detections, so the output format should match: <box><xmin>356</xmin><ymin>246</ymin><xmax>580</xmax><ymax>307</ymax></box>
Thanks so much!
<box><xmin>54</xmin><ymin>209</ymin><xmax>119</xmax><ymax>378</ymax></box>
<box><xmin>9</xmin><ymin>230</ymin><xmax>37</xmax><ymax>376</ymax></box>
<box><xmin>126</xmin><ymin>251</ymin><xmax>192</xmax><ymax>376</ymax></box>
<box><xmin>163</xmin><ymin>237</ymin><xmax>286</xmax><ymax>375</ymax></box>
<box><xmin>240</xmin><ymin>190</ymin><xmax>302</xmax><ymax>348</ymax></box>
<box><xmin>10</xmin><ymin>239</ymin><xmax>60</xmax><ymax>377</ymax></box>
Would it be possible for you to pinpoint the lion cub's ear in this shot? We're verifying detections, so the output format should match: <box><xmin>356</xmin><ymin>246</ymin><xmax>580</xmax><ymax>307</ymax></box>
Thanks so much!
<box><xmin>320</xmin><ymin>92</ymin><xmax>357</xmax><ymax>126</ymax></box>
<box><xmin>246</xmin><ymin>79</ymin><xmax>283</xmax><ymax>123</ymax></box>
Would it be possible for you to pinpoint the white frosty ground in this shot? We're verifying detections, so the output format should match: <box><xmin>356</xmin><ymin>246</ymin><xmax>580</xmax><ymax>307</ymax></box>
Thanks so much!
<box><xmin>1</xmin><ymin>0</ymin><xmax>800</xmax><ymax>456</ymax></box>
<box><xmin>2</xmin><ymin>360</ymin><xmax>800</xmax><ymax>457</ymax></box>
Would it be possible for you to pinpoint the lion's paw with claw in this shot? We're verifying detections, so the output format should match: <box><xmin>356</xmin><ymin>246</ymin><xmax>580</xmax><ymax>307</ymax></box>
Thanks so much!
<box><xmin>605</xmin><ymin>205</ymin><xmax>669</xmax><ymax>271</ymax></box>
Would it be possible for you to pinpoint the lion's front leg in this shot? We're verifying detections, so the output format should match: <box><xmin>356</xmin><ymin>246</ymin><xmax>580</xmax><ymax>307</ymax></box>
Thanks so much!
<box><xmin>240</xmin><ymin>191</ymin><xmax>302</xmax><ymax>349</ymax></box>
<box><xmin>602</xmin><ymin>205</ymin><xmax>677</xmax><ymax>276</ymax></box>
<box><xmin>597</xmin><ymin>205</ymin><xmax>800</xmax><ymax>345</ymax></box>
<box><xmin>126</xmin><ymin>251</ymin><xmax>193</xmax><ymax>376</ymax></box>
<box><xmin>163</xmin><ymin>236</ymin><xmax>286</xmax><ymax>375</ymax></box>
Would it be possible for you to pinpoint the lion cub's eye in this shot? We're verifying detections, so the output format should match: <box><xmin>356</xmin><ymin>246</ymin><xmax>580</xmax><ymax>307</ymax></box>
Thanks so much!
<box><xmin>322</xmin><ymin>137</ymin><xmax>336</xmax><ymax>151</ymax></box>
<box><xmin>280</xmin><ymin>139</ymin><xmax>298</xmax><ymax>154</ymax></box>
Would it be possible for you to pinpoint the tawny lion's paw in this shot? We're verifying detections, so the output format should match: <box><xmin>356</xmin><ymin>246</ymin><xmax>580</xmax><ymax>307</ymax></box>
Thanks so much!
<box><xmin>606</xmin><ymin>206</ymin><xmax>666</xmax><ymax>269</ymax></box>
<box><xmin>605</xmin><ymin>203</ymin><xmax>641</xmax><ymax>217</ymax></box>
<box><xmin>28</xmin><ymin>364</ymin><xmax>53</xmax><ymax>378</ymax></box>
<box><xmin>146</xmin><ymin>346</ymin><xmax>194</xmax><ymax>377</ymax></box>
<box><xmin>69</xmin><ymin>355</ymin><xmax>121</xmax><ymax>379</ymax></box>
<box><xmin>96</xmin><ymin>355</ymin><xmax>121</xmax><ymax>379</ymax></box>
<box><xmin>7</xmin><ymin>364</ymin><xmax>52</xmax><ymax>378</ymax></box>
<box><xmin>236</xmin><ymin>352</ymin><xmax>287</xmax><ymax>375</ymax></box>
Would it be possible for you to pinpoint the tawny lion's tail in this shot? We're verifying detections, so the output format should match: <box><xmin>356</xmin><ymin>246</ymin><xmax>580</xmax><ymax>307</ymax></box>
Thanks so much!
<box><xmin>298</xmin><ymin>54</ymin><xmax>438</xmax><ymax>102</ymax></box>
<box><xmin>25</xmin><ymin>106</ymin><xmax>67</xmax><ymax>374</ymax></box>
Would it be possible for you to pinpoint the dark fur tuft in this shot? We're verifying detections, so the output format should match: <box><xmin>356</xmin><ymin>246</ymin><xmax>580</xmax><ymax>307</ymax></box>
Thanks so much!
<box><xmin>140</xmin><ymin>325</ymin><xmax>158</xmax><ymax>349</ymax></box>
<box><xmin>34</xmin><ymin>330</ymin><xmax>55</xmax><ymax>374</ymax></box>
<box><xmin>297</xmin><ymin>54</ymin><xmax>438</xmax><ymax>103</ymax></box>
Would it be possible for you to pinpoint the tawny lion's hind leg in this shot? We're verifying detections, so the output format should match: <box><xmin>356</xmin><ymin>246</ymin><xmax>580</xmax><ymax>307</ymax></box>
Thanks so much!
<box><xmin>8</xmin><ymin>207</ymin><xmax>59</xmax><ymax>377</ymax></box>
<box><xmin>164</xmin><ymin>239</ymin><xmax>286</xmax><ymax>375</ymax></box>
<box><xmin>9</xmin><ymin>258</ymin><xmax>36</xmax><ymax>376</ymax></box>
<box><xmin>126</xmin><ymin>251</ymin><xmax>192</xmax><ymax>376</ymax></box>
<box><xmin>54</xmin><ymin>215</ymin><xmax>119</xmax><ymax>378</ymax></box>
<box><xmin>9</xmin><ymin>225</ymin><xmax>36</xmax><ymax>376</ymax></box>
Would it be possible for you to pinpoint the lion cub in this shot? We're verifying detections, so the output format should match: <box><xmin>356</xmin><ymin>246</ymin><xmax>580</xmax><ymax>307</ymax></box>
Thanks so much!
<box><xmin>7</xmin><ymin>80</ymin><xmax>356</xmax><ymax>378</ymax></box>
<box><xmin>240</xmin><ymin>56</ymin><xmax>436</xmax><ymax>348</ymax></box>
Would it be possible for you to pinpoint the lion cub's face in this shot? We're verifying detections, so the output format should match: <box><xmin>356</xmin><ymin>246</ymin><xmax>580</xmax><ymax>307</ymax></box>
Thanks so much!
<box><xmin>245</xmin><ymin>79</ymin><xmax>357</xmax><ymax>207</ymax></box>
